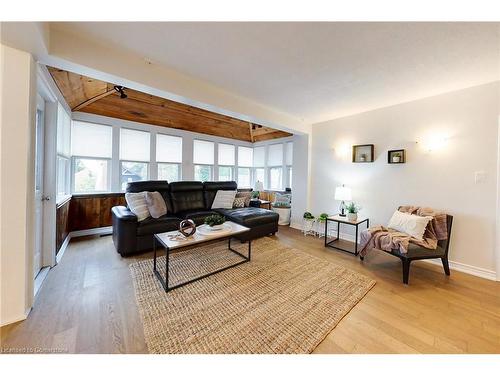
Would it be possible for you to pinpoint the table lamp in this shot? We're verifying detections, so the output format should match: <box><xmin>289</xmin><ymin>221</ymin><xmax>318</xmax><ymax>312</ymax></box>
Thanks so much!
<box><xmin>254</xmin><ymin>181</ymin><xmax>264</xmax><ymax>198</ymax></box>
<box><xmin>335</xmin><ymin>185</ymin><xmax>352</xmax><ymax>216</ymax></box>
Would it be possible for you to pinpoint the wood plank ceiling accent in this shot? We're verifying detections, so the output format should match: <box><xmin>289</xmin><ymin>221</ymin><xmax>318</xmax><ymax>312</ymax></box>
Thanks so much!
<box><xmin>48</xmin><ymin>67</ymin><xmax>292</xmax><ymax>143</ymax></box>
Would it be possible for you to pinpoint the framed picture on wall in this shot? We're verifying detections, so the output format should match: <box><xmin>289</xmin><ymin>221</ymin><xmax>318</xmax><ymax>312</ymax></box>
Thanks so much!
<box><xmin>352</xmin><ymin>144</ymin><xmax>374</xmax><ymax>163</ymax></box>
<box><xmin>388</xmin><ymin>149</ymin><xmax>406</xmax><ymax>164</ymax></box>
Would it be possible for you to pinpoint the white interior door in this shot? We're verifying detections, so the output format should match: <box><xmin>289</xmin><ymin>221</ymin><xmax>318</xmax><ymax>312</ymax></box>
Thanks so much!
<box><xmin>34</xmin><ymin>95</ymin><xmax>45</xmax><ymax>278</ymax></box>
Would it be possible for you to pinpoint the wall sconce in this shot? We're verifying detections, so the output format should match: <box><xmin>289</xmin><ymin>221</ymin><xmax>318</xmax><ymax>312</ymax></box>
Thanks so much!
<box><xmin>417</xmin><ymin>133</ymin><xmax>449</xmax><ymax>152</ymax></box>
<box><xmin>334</xmin><ymin>142</ymin><xmax>351</xmax><ymax>159</ymax></box>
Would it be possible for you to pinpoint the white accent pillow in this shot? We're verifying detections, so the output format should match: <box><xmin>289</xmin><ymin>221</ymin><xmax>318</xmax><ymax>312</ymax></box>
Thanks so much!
<box><xmin>387</xmin><ymin>211</ymin><xmax>433</xmax><ymax>240</ymax></box>
<box><xmin>145</xmin><ymin>191</ymin><xmax>167</xmax><ymax>219</ymax></box>
<box><xmin>211</xmin><ymin>190</ymin><xmax>237</xmax><ymax>209</ymax></box>
<box><xmin>125</xmin><ymin>192</ymin><xmax>150</xmax><ymax>222</ymax></box>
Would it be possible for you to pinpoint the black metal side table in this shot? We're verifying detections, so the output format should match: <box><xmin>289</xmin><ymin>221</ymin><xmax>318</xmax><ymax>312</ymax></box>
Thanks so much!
<box><xmin>324</xmin><ymin>215</ymin><xmax>369</xmax><ymax>256</ymax></box>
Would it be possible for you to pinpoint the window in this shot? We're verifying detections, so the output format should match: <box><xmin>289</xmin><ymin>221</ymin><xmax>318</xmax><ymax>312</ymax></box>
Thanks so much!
<box><xmin>237</xmin><ymin>146</ymin><xmax>253</xmax><ymax>187</ymax></box>
<box><xmin>237</xmin><ymin>167</ymin><xmax>251</xmax><ymax>187</ymax></box>
<box><xmin>254</xmin><ymin>168</ymin><xmax>265</xmax><ymax>187</ymax></box>
<box><xmin>120</xmin><ymin>128</ymin><xmax>150</xmax><ymax>190</ymax></box>
<box><xmin>71</xmin><ymin>121</ymin><xmax>112</xmax><ymax>193</ymax></box>
<box><xmin>56</xmin><ymin>105</ymin><xmax>71</xmax><ymax>199</ymax></box>
<box><xmin>73</xmin><ymin>158</ymin><xmax>111</xmax><ymax>193</ymax></box>
<box><xmin>193</xmin><ymin>140</ymin><xmax>214</xmax><ymax>181</ymax></box>
<box><xmin>269</xmin><ymin>167</ymin><xmax>282</xmax><ymax>190</ymax></box>
<box><xmin>157</xmin><ymin>134</ymin><xmax>182</xmax><ymax>182</ymax></box>
<box><xmin>286</xmin><ymin>142</ymin><xmax>293</xmax><ymax>189</ymax></box>
<box><xmin>218</xmin><ymin>143</ymin><xmax>235</xmax><ymax>181</ymax></box>
<box><xmin>218</xmin><ymin>166</ymin><xmax>233</xmax><ymax>181</ymax></box>
<box><xmin>268</xmin><ymin>144</ymin><xmax>283</xmax><ymax>190</ymax></box>
<box><xmin>194</xmin><ymin>165</ymin><xmax>212</xmax><ymax>182</ymax></box>
<box><xmin>253</xmin><ymin>146</ymin><xmax>266</xmax><ymax>188</ymax></box>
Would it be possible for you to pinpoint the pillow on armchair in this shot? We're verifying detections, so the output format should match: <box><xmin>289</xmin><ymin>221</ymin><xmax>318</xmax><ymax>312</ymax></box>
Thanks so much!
<box><xmin>387</xmin><ymin>211</ymin><xmax>433</xmax><ymax>240</ymax></box>
<box><xmin>272</xmin><ymin>193</ymin><xmax>291</xmax><ymax>208</ymax></box>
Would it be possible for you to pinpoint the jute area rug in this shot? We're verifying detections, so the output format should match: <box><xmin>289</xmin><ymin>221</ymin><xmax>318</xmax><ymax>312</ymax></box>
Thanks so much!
<box><xmin>130</xmin><ymin>237</ymin><xmax>375</xmax><ymax>354</ymax></box>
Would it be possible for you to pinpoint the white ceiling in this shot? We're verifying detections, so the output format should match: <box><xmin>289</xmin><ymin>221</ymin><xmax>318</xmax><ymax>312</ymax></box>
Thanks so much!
<box><xmin>51</xmin><ymin>22</ymin><xmax>500</xmax><ymax>124</ymax></box>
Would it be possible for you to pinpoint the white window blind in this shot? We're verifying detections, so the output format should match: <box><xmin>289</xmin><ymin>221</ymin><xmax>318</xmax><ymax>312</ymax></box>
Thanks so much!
<box><xmin>57</xmin><ymin>105</ymin><xmax>71</xmax><ymax>157</ymax></box>
<box><xmin>268</xmin><ymin>144</ymin><xmax>283</xmax><ymax>166</ymax></box>
<box><xmin>156</xmin><ymin>134</ymin><xmax>182</xmax><ymax>163</ymax></box>
<box><xmin>238</xmin><ymin>146</ymin><xmax>253</xmax><ymax>167</ymax></box>
<box><xmin>286</xmin><ymin>142</ymin><xmax>293</xmax><ymax>165</ymax></box>
<box><xmin>120</xmin><ymin>128</ymin><xmax>150</xmax><ymax>161</ymax></box>
<box><xmin>193</xmin><ymin>140</ymin><xmax>214</xmax><ymax>164</ymax></box>
<box><xmin>253</xmin><ymin>146</ymin><xmax>265</xmax><ymax>167</ymax></box>
<box><xmin>71</xmin><ymin>121</ymin><xmax>112</xmax><ymax>158</ymax></box>
<box><xmin>218</xmin><ymin>143</ymin><xmax>235</xmax><ymax>165</ymax></box>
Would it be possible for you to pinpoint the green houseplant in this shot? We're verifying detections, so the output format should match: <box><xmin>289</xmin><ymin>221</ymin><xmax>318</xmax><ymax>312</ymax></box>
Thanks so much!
<box><xmin>204</xmin><ymin>214</ymin><xmax>226</xmax><ymax>231</ymax></box>
<box><xmin>345</xmin><ymin>202</ymin><xmax>360</xmax><ymax>221</ymax></box>
<box><xmin>318</xmin><ymin>213</ymin><xmax>329</xmax><ymax>222</ymax></box>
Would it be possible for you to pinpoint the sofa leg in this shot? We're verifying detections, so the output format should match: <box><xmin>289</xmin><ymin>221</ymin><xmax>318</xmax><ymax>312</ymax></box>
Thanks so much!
<box><xmin>402</xmin><ymin>259</ymin><xmax>411</xmax><ymax>285</ymax></box>
<box><xmin>441</xmin><ymin>257</ymin><xmax>450</xmax><ymax>276</ymax></box>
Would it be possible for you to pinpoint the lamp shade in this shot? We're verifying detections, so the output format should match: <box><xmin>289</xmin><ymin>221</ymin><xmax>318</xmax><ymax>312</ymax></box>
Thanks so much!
<box><xmin>335</xmin><ymin>186</ymin><xmax>352</xmax><ymax>201</ymax></box>
<box><xmin>254</xmin><ymin>180</ymin><xmax>264</xmax><ymax>191</ymax></box>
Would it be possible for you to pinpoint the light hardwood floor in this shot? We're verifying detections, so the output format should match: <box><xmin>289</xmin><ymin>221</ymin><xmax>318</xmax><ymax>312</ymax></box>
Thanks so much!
<box><xmin>1</xmin><ymin>227</ymin><xmax>499</xmax><ymax>353</ymax></box>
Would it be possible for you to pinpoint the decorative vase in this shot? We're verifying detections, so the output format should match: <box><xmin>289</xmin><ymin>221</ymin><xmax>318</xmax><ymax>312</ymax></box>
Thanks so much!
<box><xmin>360</xmin><ymin>154</ymin><xmax>367</xmax><ymax>162</ymax></box>
<box><xmin>392</xmin><ymin>155</ymin><xmax>401</xmax><ymax>163</ymax></box>
<box><xmin>347</xmin><ymin>213</ymin><xmax>358</xmax><ymax>221</ymax></box>
<box><xmin>179</xmin><ymin>219</ymin><xmax>196</xmax><ymax>237</ymax></box>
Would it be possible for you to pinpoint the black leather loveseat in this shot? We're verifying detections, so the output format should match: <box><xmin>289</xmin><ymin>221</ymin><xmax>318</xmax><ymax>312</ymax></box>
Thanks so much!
<box><xmin>111</xmin><ymin>180</ymin><xmax>279</xmax><ymax>256</ymax></box>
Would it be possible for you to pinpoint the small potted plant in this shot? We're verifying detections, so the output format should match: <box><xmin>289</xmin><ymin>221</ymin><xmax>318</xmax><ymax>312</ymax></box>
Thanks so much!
<box><xmin>392</xmin><ymin>152</ymin><xmax>401</xmax><ymax>163</ymax></box>
<box><xmin>302</xmin><ymin>211</ymin><xmax>316</xmax><ymax>235</ymax></box>
<box><xmin>345</xmin><ymin>202</ymin><xmax>360</xmax><ymax>221</ymax></box>
<box><xmin>204</xmin><ymin>214</ymin><xmax>226</xmax><ymax>231</ymax></box>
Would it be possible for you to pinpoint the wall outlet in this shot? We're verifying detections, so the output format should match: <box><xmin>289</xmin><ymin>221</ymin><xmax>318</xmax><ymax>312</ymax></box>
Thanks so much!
<box><xmin>475</xmin><ymin>171</ymin><xmax>487</xmax><ymax>184</ymax></box>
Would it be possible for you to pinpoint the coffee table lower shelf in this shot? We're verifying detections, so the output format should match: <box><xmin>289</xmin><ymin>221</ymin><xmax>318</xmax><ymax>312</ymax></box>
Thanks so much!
<box><xmin>153</xmin><ymin>236</ymin><xmax>251</xmax><ymax>293</ymax></box>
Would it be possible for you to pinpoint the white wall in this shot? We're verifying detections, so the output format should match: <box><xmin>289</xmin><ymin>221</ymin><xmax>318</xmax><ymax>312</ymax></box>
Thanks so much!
<box><xmin>310</xmin><ymin>82</ymin><xmax>500</xmax><ymax>276</ymax></box>
<box><xmin>0</xmin><ymin>44</ymin><xmax>37</xmax><ymax>326</ymax></box>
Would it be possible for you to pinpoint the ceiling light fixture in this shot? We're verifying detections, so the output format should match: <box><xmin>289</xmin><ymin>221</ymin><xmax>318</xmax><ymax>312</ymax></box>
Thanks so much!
<box><xmin>114</xmin><ymin>85</ymin><xmax>128</xmax><ymax>99</ymax></box>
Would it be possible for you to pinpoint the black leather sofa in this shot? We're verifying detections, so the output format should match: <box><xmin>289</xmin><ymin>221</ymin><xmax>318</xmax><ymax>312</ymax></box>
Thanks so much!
<box><xmin>112</xmin><ymin>180</ymin><xmax>279</xmax><ymax>256</ymax></box>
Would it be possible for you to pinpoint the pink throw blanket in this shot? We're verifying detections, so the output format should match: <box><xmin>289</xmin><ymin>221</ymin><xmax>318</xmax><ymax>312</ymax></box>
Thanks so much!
<box><xmin>359</xmin><ymin>206</ymin><xmax>448</xmax><ymax>256</ymax></box>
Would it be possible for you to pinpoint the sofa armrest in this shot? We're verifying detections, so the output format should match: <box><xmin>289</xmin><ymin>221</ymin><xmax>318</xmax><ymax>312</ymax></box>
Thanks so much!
<box><xmin>112</xmin><ymin>206</ymin><xmax>138</xmax><ymax>222</ymax></box>
<box><xmin>112</xmin><ymin>206</ymin><xmax>138</xmax><ymax>256</ymax></box>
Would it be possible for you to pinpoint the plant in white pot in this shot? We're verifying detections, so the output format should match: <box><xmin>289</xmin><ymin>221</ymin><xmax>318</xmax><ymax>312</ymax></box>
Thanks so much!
<box><xmin>204</xmin><ymin>214</ymin><xmax>226</xmax><ymax>231</ymax></box>
<box><xmin>345</xmin><ymin>202</ymin><xmax>360</xmax><ymax>221</ymax></box>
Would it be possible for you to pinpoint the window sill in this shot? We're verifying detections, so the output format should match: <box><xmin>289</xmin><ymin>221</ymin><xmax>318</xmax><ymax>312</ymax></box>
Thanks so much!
<box><xmin>56</xmin><ymin>195</ymin><xmax>72</xmax><ymax>208</ymax></box>
<box><xmin>71</xmin><ymin>192</ymin><xmax>125</xmax><ymax>199</ymax></box>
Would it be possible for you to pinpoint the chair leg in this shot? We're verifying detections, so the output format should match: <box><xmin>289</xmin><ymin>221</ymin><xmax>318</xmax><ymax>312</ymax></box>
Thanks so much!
<box><xmin>441</xmin><ymin>256</ymin><xmax>450</xmax><ymax>276</ymax></box>
<box><xmin>360</xmin><ymin>255</ymin><xmax>364</xmax><ymax>261</ymax></box>
<box><xmin>402</xmin><ymin>259</ymin><xmax>411</xmax><ymax>284</ymax></box>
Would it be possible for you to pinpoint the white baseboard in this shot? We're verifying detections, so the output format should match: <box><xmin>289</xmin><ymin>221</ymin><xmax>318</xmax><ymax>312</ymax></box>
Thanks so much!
<box><xmin>422</xmin><ymin>259</ymin><xmax>497</xmax><ymax>281</ymax></box>
<box><xmin>0</xmin><ymin>309</ymin><xmax>30</xmax><ymax>327</ymax></box>
<box><xmin>55</xmin><ymin>227</ymin><xmax>113</xmax><ymax>265</ymax></box>
<box><xmin>55</xmin><ymin>234</ymin><xmax>71</xmax><ymax>264</ymax></box>
<box><xmin>70</xmin><ymin>226</ymin><xmax>112</xmax><ymax>238</ymax></box>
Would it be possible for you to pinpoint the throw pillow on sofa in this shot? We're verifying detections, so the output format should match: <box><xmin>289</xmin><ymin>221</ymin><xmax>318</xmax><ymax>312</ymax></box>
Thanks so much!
<box><xmin>235</xmin><ymin>191</ymin><xmax>252</xmax><ymax>207</ymax></box>
<box><xmin>387</xmin><ymin>210</ymin><xmax>433</xmax><ymax>240</ymax></box>
<box><xmin>233</xmin><ymin>197</ymin><xmax>246</xmax><ymax>208</ymax></box>
<box><xmin>211</xmin><ymin>190</ymin><xmax>237</xmax><ymax>209</ymax></box>
<box><xmin>125</xmin><ymin>192</ymin><xmax>150</xmax><ymax>222</ymax></box>
<box><xmin>145</xmin><ymin>191</ymin><xmax>167</xmax><ymax>218</ymax></box>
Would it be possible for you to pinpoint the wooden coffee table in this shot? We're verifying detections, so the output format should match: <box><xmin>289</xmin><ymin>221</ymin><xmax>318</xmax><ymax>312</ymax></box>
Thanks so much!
<box><xmin>153</xmin><ymin>221</ymin><xmax>250</xmax><ymax>292</ymax></box>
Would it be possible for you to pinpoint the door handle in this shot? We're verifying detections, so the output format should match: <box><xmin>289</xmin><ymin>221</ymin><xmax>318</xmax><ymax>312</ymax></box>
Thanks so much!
<box><xmin>42</xmin><ymin>196</ymin><xmax>51</xmax><ymax>201</ymax></box>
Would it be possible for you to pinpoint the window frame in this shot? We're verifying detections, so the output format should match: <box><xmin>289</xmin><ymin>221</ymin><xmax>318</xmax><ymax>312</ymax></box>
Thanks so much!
<box><xmin>157</xmin><ymin>162</ymin><xmax>182</xmax><ymax>182</ymax></box>
<box><xmin>71</xmin><ymin>156</ymin><xmax>112</xmax><ymax>194</ymax></box>
<box><xmin>119</xmin><ymin>159</ymin><xmax>150</xmax><ymax>191</ymax></box>
<box><xmin>194</xmin><ymin>164</ymin><xmax>213</xmax><ymax>182</ymax></box>
<box><xmin>268</xmin><ymin>166</ymin><xmax>283</xmax><ymax>191</ymax></box>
